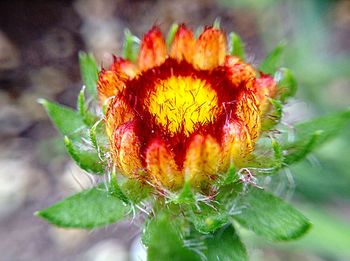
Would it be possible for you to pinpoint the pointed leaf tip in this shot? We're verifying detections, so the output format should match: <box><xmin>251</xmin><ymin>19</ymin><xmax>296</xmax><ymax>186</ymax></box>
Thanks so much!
<box><xmin>260</xmin><ymin>42</ymin><xmax>286</xmax><ymax>74</ymax></box>
<box><xmin>123</xmin><ymin>29</ymin><xmax>140</xmax><ymax>63</ymax></box>
<box><xmin>213</xmin><ymin>17</ymin><xmax>221</xmax><ymax>29</ymax></box>
<box><xmin>79</xmin><ymin>51</ymin><xmax>99</xmax><ymax>97</ymax></box>
<box><xmin>275</xmin><ymin>68</ymin><xmax>297</xmax><ymax>102</ymax></box>
<box><xmin>229</xmin><ymin>32</ymin><xmax>246</xmax><ymax>60</ymax></box>
<box><xmin>166</xmin><ymin>23</ymin><xmax>179</xmax><ymax>48</ymax></box>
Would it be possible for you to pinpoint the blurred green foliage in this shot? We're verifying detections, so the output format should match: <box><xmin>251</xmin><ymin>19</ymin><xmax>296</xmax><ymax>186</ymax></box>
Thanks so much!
<box><xmin>220</xmin><ymin>0</ymin><xmax>350</xmax><ymax>260</ymax></box>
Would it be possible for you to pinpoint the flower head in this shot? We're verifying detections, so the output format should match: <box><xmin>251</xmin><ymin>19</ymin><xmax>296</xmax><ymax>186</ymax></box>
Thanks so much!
<box><xmin>98</xmin><ymin>25</ymin><xmax>277</xmax><ymax>190</ymax></box>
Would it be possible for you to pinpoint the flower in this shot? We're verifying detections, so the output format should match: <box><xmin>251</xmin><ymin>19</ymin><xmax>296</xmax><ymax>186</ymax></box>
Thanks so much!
<box><xmin>97</xmin><ymin>25</ymin><xmax>277</xmax><ymax>190</ymax></box>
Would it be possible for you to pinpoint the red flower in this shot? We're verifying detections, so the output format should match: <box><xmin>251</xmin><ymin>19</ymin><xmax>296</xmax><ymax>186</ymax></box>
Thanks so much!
<box><xmin>97</xmin><ymin>25</ymin><xmax>276</xmax><ymax>190</ymax></box>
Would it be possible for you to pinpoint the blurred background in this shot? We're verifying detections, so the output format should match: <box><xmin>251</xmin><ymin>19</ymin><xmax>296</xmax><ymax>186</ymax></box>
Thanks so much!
<box><xmin>0</xmin><ymin>0</ymin><xmax>349</xmax><ymax>260</ymax></box>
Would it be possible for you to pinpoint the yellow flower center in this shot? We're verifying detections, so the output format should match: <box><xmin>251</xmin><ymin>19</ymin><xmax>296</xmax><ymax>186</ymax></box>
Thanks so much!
<box><xmin>147</xmin><ymin>76</ymin><xmax>220</xmax><ymax>136</ymax></box>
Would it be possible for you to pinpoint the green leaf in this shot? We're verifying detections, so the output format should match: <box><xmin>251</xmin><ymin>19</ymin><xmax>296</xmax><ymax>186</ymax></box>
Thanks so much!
<box><xmin>233</xmin><ymin>186</ymin><xmax>311</xmax><ymax>241</ymax></box>
<box><xmin>35</xmin><ymin>186</ymin><xmax>130</xmax><ymax>228</ymax></box>
<box><xmin>79</xmin><ymin>52</ymin><xmax>99</xmax><ymax>97</ymax></box>
<box><xmin>123</xmin><ymin>29</ymin><xmax>140</xmax><ymax>63</ymax></box>
<box><xmin>275</xmin><ymin>68</ymin><xmax>297</xmax><ymax>102</ymax></box>
<box><xmin>39</xmin><ymin>99</ymin><xmax>85</xmax><ymax>136</ymax></box>
<box><xmin>283</xmin><ymin>110</ymin><xmax>350</xmax><ymax>164</ymax></box>
<box><xmin>229</xmin><ymin>32</ymin><xmax>246</xmax><ymax>60</ymax></box>
<box><xmin>166</xmin><ymin>23</ymin><xmax>179</xmax><ymax>48</ymax></box>
<box><xmin>205</xmin><ymin>225</ymin><xmax>248</xmax><ymax>261</ymax></box>
<box><xmin>64</xmin><ymin>136</ymin><xmax>105</xmax><ymax>175</ymax></box>
<box><xmin>145</xmin><ymin>212</ymin><xmax>200</xmax><ymax>261</ymax></box>
<box><xmin>259</xmin><ymin>42</ymin><xmax>285</xmax><ymax>74</ymax></box>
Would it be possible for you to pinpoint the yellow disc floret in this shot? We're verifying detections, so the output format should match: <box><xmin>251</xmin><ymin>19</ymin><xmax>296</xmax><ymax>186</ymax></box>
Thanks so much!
<box><xmin>147</xmin><ymin>76</ymin><xmax>220</xmax><ymax>136</ymax></box>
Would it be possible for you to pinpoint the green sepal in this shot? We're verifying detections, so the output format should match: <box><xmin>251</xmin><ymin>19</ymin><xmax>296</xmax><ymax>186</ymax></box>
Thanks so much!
<box><xmin>213</xmin><ymin>17</ymin><xmax>221</xmax><ymax>29</ymax></box>
<box><xmin>205</xmin><ymin>224</ymin><xmax>248</xmax><ymax>261</ymax></box>
<box><xmin>275</xmin><ymin>67</ymin><xmax>297</xmax><ymax>102</ymax></box>
<box><xmin>35</xmin><ymin>186</ymin><xmax>130</xmax><ymax>229</ymax></box>
<box><xmin>89</xmin><ymin>119</ymin><xmax>109</xmax><ymax>153</ymax></box>
<box><xmin>109</xmin><ymin>169</ymin><xmax>130</xmax><ymax>204</ymax></box>
<box><xmin>195</xmin><ymin>26</ymin><xmax>204</xmax><ymax>39</ymax></box>
<box><xmin>77</xmin><ymin>86</ymin><xmax>86</xmax><ymax>116</ymax></box>
<box><xmin>259</xmin><ymin>42</ymin><xmax>285</xmax><ymax>74</ymax></box>
<box><xmin>39</xmin><ymin>99</ymin><xmax>85</xmax><ymax>137</ymax></box>
<box><xmin>120</xmin><ymin>179</ymin><xmax>152</xmax><ymax>204</ymax></box>
<box><xmin>229</xmin><ymin>32</ymin><xmax>246</xmax><ymax>60</ymax></box>
<box><xmin>283</xmin><ymin>109</ymin><xmax>350</xmax><ymax>165</ymax></box>
<box><xmin>187</xmin><ymin>202</ymin><xmax>228</xmax><ymax>234</ymax></box>
<box><xmin>174</xmin><ymin>180</ymin><xmax>195</xmax><ymax>204</ymax></box>
<box><xmin>261</xmin><ymin>98</ymin><xmax>283</xmax><ymax>130</ymax></box>
<box><xmin>79</xmin><ymin>51</ymin><xmax>99</xmax><ymax>97</ymax></box>
<box><xmin>271</xmin><ymin>137</ymin><xmax>283</xmax><ymax>168</ymax></box>
<box><xmin>247</xmin><ymin>137</ymin><xmax>284</xmax><ymax>176</ymax></box>
<box><xmin>233</xmin><ymin>186</ymin><xmax>311</xmax><ymax>241</ymax></box>
<box><xmin>216</xmin><ymin>181</ymin><xmax>243</xmax><ymax>207</ymax></box>
<box><xmin>123</xmin><ymin>29</ymin><xmax>140</xmax><ymax>63</ymax></box>
<box><xmin>77</xmin><ymin>86</ymin><xmax>98</xmax><ymax>126</ymax></box>
<box><xmin>223</xmin><ymin>164</ymin><xmax>239</xmax><ymax>185</ymax></box>
<box><xmin>166</xmin><ymin>23</ymin><xmax>179</xmax><ymax>48</ymax></box>
<box><xmin>64</xmin><ymin>136</ymin><xmax>106</xmax><ymax>175</ymax></box>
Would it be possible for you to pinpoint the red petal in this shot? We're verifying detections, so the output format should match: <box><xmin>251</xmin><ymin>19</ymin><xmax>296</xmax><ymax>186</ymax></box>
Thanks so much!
<box><xmin>254</xmin><ymin>75</ymin><xmax>277</xmax><ymax>112</ymax></box>
<box><xmin>221</xmin><ymin>120</ymin><xmax>253</xmax><ymax>169</ymax></box>
<box><xmin>111</xmin><ymin>121</ymin><xmax>143</xmax><ymax>178</ymax></box>
<box><xmin>105</xmin><ymin>97</ymin><xmax>134</xmax><ymax>139</ymax></box>
<box><xmin>224</xmin><ymin>55</ymin><xmax>256</xmax><ymax>89</ymax></box>
<box><xmin>111</xmin><ymin>57</ymin><xmax>139</xmax><ymax>78</ymax></box>
<box><xmin>193</xmin><ymin>27</ymin><xmax>226</xmax><ymax>70</ymax></box>
<box><xmin>97</xmin><ymin>69</ymin><xmax>127</xmax><ymax>104</ymax></box>
<box><xmin>184</xmin><ymin>134</ymin><xmax>221</xmax><ymax>187</ymax></box>
<box><xmin>138</xmin><ymin>26</ymin><xmax>167</xmax><ymax>71</ymax></box>
<box><xmin>170</xmin><ymin>24</ymin><xmax>195</xmax><ymax>64</ymax></box>
<box><xmin>145</xmin><ymin>139</ymin><xmax>183</xmax><ymax>190</ymax></box>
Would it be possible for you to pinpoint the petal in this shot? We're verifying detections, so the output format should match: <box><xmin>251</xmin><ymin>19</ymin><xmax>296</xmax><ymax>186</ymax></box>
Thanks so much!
<box><xmin>254</xmin><ymin>75</ymin><xmax>277</xmax><ymax>112</ymax></box>
<box><xmin>236</xmin><ymin>91</ymin><xmax>261</xmax><ymax>142</ymax></box>
<box><xmin>224</xmin><ymin>55</ymin><xmax>256</xmax><ymax>89</ymax></box>
<box><xmin>221</xmin><ymin>120</ymin><xmax>253</xmax><ymax>170</ymax></box>
<box><xmin>145</xmin><ymin>140</ymin><xmax>183</xmax><ymax>190</ymax></box>
<box><xmin>184</xmin><ymin>135</ymin><xmax>221</xmax><ymax>187</ymax></box>
<box><xmin>105</xmin><ymin>97</ymin><xmax>134</xmax><ymax>139</ymax></box>
<box><xmin>97</xmin><ymin>69</ymin><xmax>128</xmax><ymax>103</ymax></box>
<box><xmin>138</xmin><ymin>26</ymin><xmax>167</xmax><ymax>71</ymax></box>
<box><xmin>193</xmin><ymin>27</ymin><xmax>226</xmax><ymax>70</ymax></box>
<box><xmin>169</xmin><ymin>24</ymin><xmax>195</xmax><ymax>64</ymax></box>
<box><xmin>111</xmin><ymin>57</ymin><xmax>139</xmax><ymax>78</ymax></box>
<box><xmin>111</xmin><ymin>121</ymin><xmax>143</xmax><ymax>178</ymax></box>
